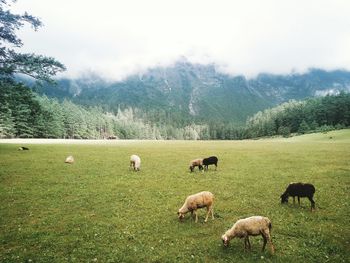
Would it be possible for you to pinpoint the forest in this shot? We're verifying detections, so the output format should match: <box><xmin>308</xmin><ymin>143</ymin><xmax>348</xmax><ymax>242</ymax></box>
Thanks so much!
<box><xmin>1</xmin><ymin>79</ymin><xmax>349</xmax><ymax>140</ymax></box>
<box><xmin>0</xmin><ymin>80</ymin><xmax>208</xmax><ymax>140</ymax></box>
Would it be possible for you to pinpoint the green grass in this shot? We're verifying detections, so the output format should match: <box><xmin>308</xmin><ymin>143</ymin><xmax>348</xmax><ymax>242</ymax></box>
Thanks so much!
<box><xmin>1</xmin><ymin>130</ymin><xmax>350</xmax><ymax>262</ymax></box>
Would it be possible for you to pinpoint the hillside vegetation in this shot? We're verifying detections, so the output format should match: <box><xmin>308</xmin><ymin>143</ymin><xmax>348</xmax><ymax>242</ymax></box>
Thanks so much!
<box><xmin>246</xmin><ymin>92</ymin><xmax>350</xmax><ymax>138</ymax></box>
<box><xmin>283</xmin><ymin>128</ymin><xmax>350</xmax><ymax>142</ymax></box>
<box><xmin>0</xmin><ymin>130</ymin><xmax>349</xmax><ymax>262</ymax></box>
<box><xmin>1</xmin><ymin>80</ymin><xmax>350</xmax><ymax>140</ymax></box>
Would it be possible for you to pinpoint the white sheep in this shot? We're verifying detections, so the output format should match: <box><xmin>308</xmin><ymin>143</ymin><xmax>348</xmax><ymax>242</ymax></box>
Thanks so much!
<box><xmin>65</xmin><ymin>155</ymin><xmax>74</xmax><ymax>164</ymax></box>
<box><xmin>177</xmin><ymin>191</ymin><xmax>214</xmax><ymax>223</ymax></box>
<box><xmin>130</xmin><ymin>154</ymin><xmax>141</xmax><ymax>171</ymax></box>
<box><xmin>221</xmin><ymin>216</ymin><xmax>275</xmax><ymax>254</ymax></box>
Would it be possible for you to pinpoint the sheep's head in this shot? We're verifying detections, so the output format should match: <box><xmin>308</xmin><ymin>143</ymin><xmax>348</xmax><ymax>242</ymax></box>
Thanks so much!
<box><xmin>189</xmin><ymin>166</ymin><xmax>194</xmax><ymax>172</ymax></box>
<box><xmin>177</xmin><ymin>211</ymin><xmax>185</xmax><ymax>221</ymax></box>
<box><xmin>280</xmin><ymin>193</ymin><xmax>289</xmax><ymax>203</ymax></box>
<box><xmin>222</xmin><ymin>235</ymin><xmax>229</xmax><ymax>247</ymax></box>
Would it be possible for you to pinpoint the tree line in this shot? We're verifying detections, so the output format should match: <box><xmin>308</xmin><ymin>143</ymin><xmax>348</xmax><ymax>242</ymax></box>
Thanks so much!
<box><xmin>244</xmin><ymin>92</ymin><xmax>350</xmax><ymax>138</ymax></box>
<box><xmin>0</xmin><ymin>81</ymin><xmax>210</xmax><ymax>139</ymax></box>
<box><xmin>1</xmin><ymin>80</ymin><xmax>349</xmax><ymax>140</ymax></box>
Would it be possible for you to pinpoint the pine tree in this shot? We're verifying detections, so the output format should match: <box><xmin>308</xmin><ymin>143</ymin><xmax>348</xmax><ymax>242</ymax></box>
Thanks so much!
<box><xmin>0</xmin><ymin>0</ymin><xmax>65</xmax><ymax>82</ymax></box>
<box><xmin>298</xmin><ymin>120</ymin><xmax>310</xmax><ymax>134</ymax></box>
<box><xmin>0</xmin><ymin>102</ymin><xmax>15</xmax><ymax>138</ymax></box>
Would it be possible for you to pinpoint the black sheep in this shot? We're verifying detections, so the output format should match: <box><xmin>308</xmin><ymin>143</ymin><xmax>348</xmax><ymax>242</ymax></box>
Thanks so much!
<box><xmin>202</xmin><ymin>156</ymin><xmax>218</xmax><ymax>171</ymax></box>
<box><xmin>280</xmin><ymin>182</ymin><xmax>316</xmax><ymax>210</ymax></box>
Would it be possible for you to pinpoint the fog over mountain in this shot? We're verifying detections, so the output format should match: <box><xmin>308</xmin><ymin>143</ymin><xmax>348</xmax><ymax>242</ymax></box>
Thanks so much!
<box><xmin>14</xmin><ymin>0</ymin><xmax>350</xmax><ymax>80</ymax></box>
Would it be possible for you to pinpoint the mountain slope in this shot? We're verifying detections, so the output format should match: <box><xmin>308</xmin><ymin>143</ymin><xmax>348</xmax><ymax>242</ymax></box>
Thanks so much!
<box><xmin>33</xmin><ymin>61</ymin><xmax>350</xmax><ymax>125</ymax></box>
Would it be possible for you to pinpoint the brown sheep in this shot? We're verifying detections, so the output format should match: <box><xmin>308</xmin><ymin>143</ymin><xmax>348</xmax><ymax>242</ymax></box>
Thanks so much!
<box><xmin>177</xmin><ymin>191</ymin><xmax>214</xmax><ymax>223</ymax></box>
<box><xmin>189</xmin><ymin>158</ymin><xmax>203</xmax><ymax>172</ymax></box>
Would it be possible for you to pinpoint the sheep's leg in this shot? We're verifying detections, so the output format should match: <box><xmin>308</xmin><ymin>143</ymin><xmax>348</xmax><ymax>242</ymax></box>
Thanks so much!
<box><xmin>308</xmin><ymin>196</ymin><xmax>316</xmax><ymax>211</ymax></box>
<box><xmin>268</xmin><ymin>235</ymin><xmax>275</xmax><ymax>254</ymax></box>
<box><xmin>293</xmin><ymin>196</ymin><xmax>295</xmax><ymax>205</ymax></box>
<box><xmin>262</xmin><ymin>230</ymin><xmax>275</xmax><ymax>254</ymax></box>
<box><xmin>204</xmin><ymin>206</ymin><xmax>210</xmax><ymax>222</ymax></box>
<box><xmin>194</xmin><ymin>210</ymin><xmax>198</xmax><ymax>223</ymax></box>
<box><xmin>298</xmin><ymin>196</ymin><xmax>301</xmax><ymax>206</ymax></box>
<box><xmin>244</xmin><ymin>237</ymin><xmax>248</xmax><ymax>250</ymax></box>
<box><xmin>190</xmin><ymin>210</ymin><xmax>194</xmax><ymax>219</ymax></box>
<box><xmin>261</xmin><ymin>234</ymin><xmax>267</xmax><ymax>251</ymax></box>
<box><xmin>204</xmin><ymin>208</ymin><xmax>209</xmax><ymax>222</ymax></box>
<box><xmin>199</xmin><ymin>165</ymin><xmax>203</xmax><ymax>171</ymax></box>
<box><xmin>204</xmin><ymin>205</ymin><xmax>214</xmax><ymax>222</ymax></box>
<box><xmin>246</xmin><ymin>237</ymin><xmax>251</xmax><ymax>250</ymax></box>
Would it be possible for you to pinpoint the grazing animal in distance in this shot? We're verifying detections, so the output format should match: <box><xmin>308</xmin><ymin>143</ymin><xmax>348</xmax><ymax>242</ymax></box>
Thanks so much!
<box><xmin>280</xmin><ymin>182</ymin><xmax>316</xmax><ymax>210</ymax></box>
<box><xmin>221</xmin><ymin>216</ymin><xmax>275</xmax><ymax>254</ymax></box>
<box><xmin>189</xmin><ymin>158</ymin><xmax>203</xmax><ymax>172</ymax></box>
<box><xmin>202</xmin><ymin>156</ymin><xmax>218</xmax><ymax>171</ymax></box>
<box><xmin>177</xmin><ymin>191</ymin><xmax>214</xmax><ymax>223</ymax></box>
<box><xmin>65</xmin><ymin>155</ymin><xmax>74</xmax><ymax>164</ymax></box>
<box><xmin>18</xmin><ymin>147</ymin><xmax>29</xmax><ymax>151</ymax></box>
<box><xmin>130</xmin><ymin>154</ymin><xmax>141</xmax><ymax>171</ymax></box>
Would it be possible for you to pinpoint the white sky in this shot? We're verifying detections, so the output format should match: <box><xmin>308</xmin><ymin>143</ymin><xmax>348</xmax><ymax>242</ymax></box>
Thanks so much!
<box><xmin>11</xmin><ymin>0</ymin><xmax>350</xmax><ymax>80</ymax></box>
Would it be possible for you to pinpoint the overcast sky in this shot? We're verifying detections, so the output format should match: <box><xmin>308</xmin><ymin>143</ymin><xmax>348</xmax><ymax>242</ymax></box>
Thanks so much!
<box><xmin>11</xmin><ymin>0</ymin><xmax>350</xmax><ymax>80</ymax></box>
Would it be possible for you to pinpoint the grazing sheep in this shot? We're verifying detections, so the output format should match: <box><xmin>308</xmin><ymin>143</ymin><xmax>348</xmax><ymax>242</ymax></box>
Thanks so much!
<box><xmin>18</xmin><ymin>146</ymin><xmax>29</xmax><ymax>151</ymax></box>
<box><xmin>65</xmin><ymin>155</ymin><xmax>74</xmax><ymax>164</ymax></box>
<box><xmin>221</xmin><ymin>216</ymin><xmax>275</xmax><ymax>254</ymax></box>
<box><xmin>202</xmin><ymin>156</ymin><xmax>218</xmax><ymax>171</ymax></box>
<box><xmin>280</xmin><ymin>182</ymin><xmax>316</xmax><ymax>210</ymax></box>
<box><xmin>189</xmin><ymin>158</ymin><xmax>203</xmax><ymax>172</ymax></box>
<box><xmin>177</xmin><ymin>191</ymin><xmax>214</xmax><ymax>223</ymax></box>
<box><xmin>130</xmin><ymin>154</ymin><xmax>141</xmax><ymax>171</ymax></box>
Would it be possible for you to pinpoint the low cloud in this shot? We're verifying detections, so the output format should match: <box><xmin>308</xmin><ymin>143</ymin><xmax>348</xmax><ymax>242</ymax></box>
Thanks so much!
<box><xmin>13</xmin><ymin>0</ymin><xmax>350</xmax><ymax>80</ymax></box>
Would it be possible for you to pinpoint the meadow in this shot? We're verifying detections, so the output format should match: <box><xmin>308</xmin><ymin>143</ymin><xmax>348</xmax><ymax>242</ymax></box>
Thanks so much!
<box><xmin>0</xmin><ymin>130</ymin><xmax>349</xmax><ymax>262</ymax></box>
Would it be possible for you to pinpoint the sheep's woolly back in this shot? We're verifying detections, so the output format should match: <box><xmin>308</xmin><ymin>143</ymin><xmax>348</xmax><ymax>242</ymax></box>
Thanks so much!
<box><xmin>224</xmin><ymin>216</ymin><xmax>271</xmax><ymax>239</ymax></box>
<box><xmin>65</xmin><ymin>155</ymin><xmax>74</xmax><ymax>164</ymax></box>
<box><xmin>286</xmin><ymin>182</ymin><xmax>316</xmax><ymax>194</ymax></box>
<box><xmin>190</xmin><ymin>159</ymin><xmax>203</xmax><ymax>166</ymax></box>
<box><xmin>179</xmin><ymin>191</ymin><xmax>214</xmax><ymax>213</ymax></box>
<box><xmin>130</xmin><ymin>154</ymin><xmax>141</xmax><ymax>169</ymax></box>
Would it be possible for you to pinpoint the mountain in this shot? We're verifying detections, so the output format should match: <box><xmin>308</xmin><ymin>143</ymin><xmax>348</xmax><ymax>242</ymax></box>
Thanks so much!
<box><xmin>31</xmin><ymin>61</ymin><xmax>350</xmax><ymax>125</ymax></box>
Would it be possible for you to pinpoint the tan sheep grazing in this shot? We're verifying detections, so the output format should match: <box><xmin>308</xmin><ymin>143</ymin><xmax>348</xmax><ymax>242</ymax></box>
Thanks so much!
<box><xmin>130</xmin><ymin>154</ymin><xmax>141</xmax><ymax>171</ymax></box>
<box><xmin>65</xmin><ymin>155</ymin><xmax>74</xmax><ymax>164</ymax></box>
<box><xmin>221</xmin><ymin>216</ymin><xmax>275</xmax><ymax>254</ymax></box>
<box><xmin>177</xmin><ymin>191</ymin><xmax>214</xmax><ymax>223</ymax></box>
<box><xmin>189</xmin><ymin>158</ymin><xmax>203</xmax><ymax>172</ymax></box>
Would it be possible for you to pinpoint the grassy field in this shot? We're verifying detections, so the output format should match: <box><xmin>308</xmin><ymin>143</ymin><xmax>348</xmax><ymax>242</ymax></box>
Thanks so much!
<box><xmin>1</xmin><ymin>130</ymin><xmax>349</xmax><ymax>262</ymax></box>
